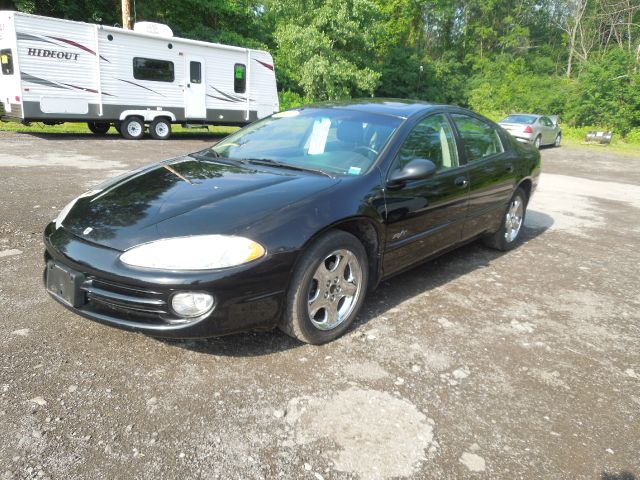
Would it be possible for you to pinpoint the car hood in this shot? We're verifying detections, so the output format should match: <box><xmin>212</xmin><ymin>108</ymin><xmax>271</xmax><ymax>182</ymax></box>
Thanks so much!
<box><xmin>60</xmin><ymin>155</ymin><xmax>340</xmax><ymax>251</ymax></box>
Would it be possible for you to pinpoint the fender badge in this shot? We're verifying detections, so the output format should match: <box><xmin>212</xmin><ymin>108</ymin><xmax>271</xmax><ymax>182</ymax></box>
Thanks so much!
<box><xmin>83</xmin><ymin>227</ymin><xmax>93</xmax><ymax>235</ymax></box>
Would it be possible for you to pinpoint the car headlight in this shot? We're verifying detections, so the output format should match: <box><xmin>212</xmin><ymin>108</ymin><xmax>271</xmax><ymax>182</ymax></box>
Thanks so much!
<box><xmin>119</xmin><ymin>235</ymin><xmax>266</xmax><ymax>270</ymax></box>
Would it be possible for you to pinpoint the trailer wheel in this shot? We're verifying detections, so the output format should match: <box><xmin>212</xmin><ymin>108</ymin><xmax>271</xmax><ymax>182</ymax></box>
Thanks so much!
<box><xmin>149</xmin><ymin>118</ymin><xmax>172</xmax><ymax>140</ymax></box>
<box><xmin>87</xmin><ymin>121</ymin><xmax>111</xmax><ymax>135</ymax></box>
<box><xmin>120</xmin><ymin>117</ymin><xmax>145</xmax><ymax>140</ymax></box>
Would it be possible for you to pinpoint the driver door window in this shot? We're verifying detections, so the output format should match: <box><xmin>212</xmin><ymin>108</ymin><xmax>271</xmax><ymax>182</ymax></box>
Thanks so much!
<box><xmin>396</xmin><ymin>114</ymin><xmax>459</xmax><ymax>172</ymax></box>
<box><xmin>451</xmin><ymin>114</ymin><xmax>503</xmax><ymax>162</ymax></box>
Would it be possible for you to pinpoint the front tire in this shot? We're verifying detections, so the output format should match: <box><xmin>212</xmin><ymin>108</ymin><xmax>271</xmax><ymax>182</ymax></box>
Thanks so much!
<box><xmin>149</xmin><ymin>118</ymin><xmax>172</xmax><ymax>140</ymax></box>
<box><xmin>281</xmin><ymin>230</ymin><xmax>368</xmax><ymax>344</ymax></box>
<box><xmin>483</xmin><ymin>187</ymin><xmax>528</xmax><ymax>251</ymax></box>
<box><xmin>87</xmin><ymin>121</ymin><xmax>110</xmax><ymax>135</ymax></box>
<box><xmin>119</xmin><ymin>117</ymin><xmax>145</xmax><ymax>140</ymax></box>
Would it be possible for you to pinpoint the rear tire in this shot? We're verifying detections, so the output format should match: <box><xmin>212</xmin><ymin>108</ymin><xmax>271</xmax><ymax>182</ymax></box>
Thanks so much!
<box><xmin>280</xmin><ymin>230</ymin><xmax>368</xmax><ymax>344</ymax></box>
<box><xmin>119</xmin><ymin>117</ymin><xmax>145</xmax><ymax>140</ymax></box>
<box><xmin>88</xmin><ymin>121</ymin><xmax>110</xmax><ymax>135</ymax></box>
<box><xmin>149</xmin><ymin>118</ymin><xmax>172</xmax><ymax>140</ymax></box>
<box><xmin>483</xmin><ymin>187</ymin><xmax>528</xmax><ymax>251</ymax></box>
<box><xmin>533</xmin><ymin>135</ymin><xmax>541</xmax><ymax>149</ymax></box>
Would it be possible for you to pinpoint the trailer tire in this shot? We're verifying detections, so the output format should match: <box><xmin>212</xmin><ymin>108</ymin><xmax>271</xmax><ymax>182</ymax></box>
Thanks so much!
<box><xmin>87</xmin><ymin>121</ymin><xmax>111</xmax><ymax>135</ymax></box>
<box><xmin>149</xmin><ymin>118</ymin><xmax>172</xmax><ymax>140</ymax></box>
<box><xmin>120</xmin><ymin>117</ymin><xmax>145</xmax><ymax>140</ymax></box>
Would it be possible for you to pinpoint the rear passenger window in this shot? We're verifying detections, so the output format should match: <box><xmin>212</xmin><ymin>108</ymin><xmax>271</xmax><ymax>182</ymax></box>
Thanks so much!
<box><xmin>451</xmin><ymin>114</ymin><xmax>503</xmax><ymax>162</ymax></box>
<box><xmin>133</xmin><ymin>57</ymin><xmax>174</xmax><ymax>82</ymax></box>
<box><xmin>234</xmin><ymin>63</ymin><xmax>246</xmax><ymax>93</ymax></box>
<box><xmin>1</xmin><ymin>49</ymin><xmax>14</xmax><ymax>75</ymax></box>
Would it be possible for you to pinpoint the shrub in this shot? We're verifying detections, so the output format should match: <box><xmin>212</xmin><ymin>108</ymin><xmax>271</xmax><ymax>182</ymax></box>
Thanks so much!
<box><xmin>278</xmin><ymin>90</ymin><xmax>306</xmax><ymax>111</ymax></box>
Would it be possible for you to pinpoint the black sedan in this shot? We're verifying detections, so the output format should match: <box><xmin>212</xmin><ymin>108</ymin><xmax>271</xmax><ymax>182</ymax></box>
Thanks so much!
<box><xmin>44</xmin><ymin>100</ymin><xmax>541</xmax><ymax>344</ymax></box>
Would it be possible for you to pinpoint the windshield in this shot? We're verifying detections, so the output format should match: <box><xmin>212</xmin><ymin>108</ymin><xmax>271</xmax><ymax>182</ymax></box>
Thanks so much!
<box><xmin>501</xmin><ymin>115</ymin><xmax>537</xmax><ymax>125</ymax></box>
<box><xmin>210</xmin><ymin>108</ymin><xmax>401</xmax><ymax>176</ymax></box>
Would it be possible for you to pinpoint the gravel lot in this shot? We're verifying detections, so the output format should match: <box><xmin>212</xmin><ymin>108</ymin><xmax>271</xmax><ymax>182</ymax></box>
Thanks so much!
<box><xmin>1</xmin><ymin>131</ymin><xmax>639</xmax><ymax>479</ymax></box>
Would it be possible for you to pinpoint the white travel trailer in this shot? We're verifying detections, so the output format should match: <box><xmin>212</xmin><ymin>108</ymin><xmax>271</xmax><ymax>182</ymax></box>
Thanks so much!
<box><xmin>0</xmin><ymin>11</ymin><xmax>279</xmax><ymax>139</ymax></box>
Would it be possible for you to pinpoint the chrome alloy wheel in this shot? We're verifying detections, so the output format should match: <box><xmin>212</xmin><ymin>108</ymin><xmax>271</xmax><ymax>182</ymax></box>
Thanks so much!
<box><xmin>307</xmin><ymin>249</ymin><xmax>363</xmax><ymax>330</ymax></box>
<box><xmin>504</xmin><ymin>196</ymin><xmax>524</xmax><ymax>243</ymax></box>
<box><xmin>128</xmin><ymin>121</ymin><xmax>143</xmax><ymax>138</ymax></box>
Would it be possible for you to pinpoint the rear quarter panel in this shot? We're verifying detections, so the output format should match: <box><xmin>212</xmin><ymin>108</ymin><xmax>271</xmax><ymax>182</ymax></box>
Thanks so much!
<box><xmin>510</xmin><ymin>135</ymin><xmax>541</xmax><ymax>194</ymax></box>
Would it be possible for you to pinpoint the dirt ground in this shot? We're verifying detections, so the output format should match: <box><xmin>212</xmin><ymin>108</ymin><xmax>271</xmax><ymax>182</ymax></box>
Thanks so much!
<box><xmin>0</xmin><ymin>130</ymin><xmax>639</xmax><ymax>480</ymax></box>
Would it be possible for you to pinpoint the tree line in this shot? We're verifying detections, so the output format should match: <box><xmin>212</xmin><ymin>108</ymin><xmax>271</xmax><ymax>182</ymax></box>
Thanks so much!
<box><xmin>4</xmin><ymin>0</ymin><xmax>639</xmax><ymax>136</ymax></box>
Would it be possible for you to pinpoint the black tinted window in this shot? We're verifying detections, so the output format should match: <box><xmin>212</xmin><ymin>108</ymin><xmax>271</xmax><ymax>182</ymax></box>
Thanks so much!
<box><xmin>190</xmin><ymin>61</ymin><xmax>201</xmax><ymax>84</ymax></box>
<box><xmin>452</xmin><ymin>114</ymin><xmax>504</xmax><ymax>162</ymax></box>
<box><xmin>1</xmin><ymin>49</ymin><xmax>14</xmax><ymax>75</ymax></box>
<box><xmin>234</xmin><ymin>63</ymin><xmax>246</xmax><ymax>93</ymax></box>
<box><xmin>133</xmin><ymin>57</ymin><xmax>174</xmax><ymax>82</ymax></box>
<box><xmin>396</xmin><ymin>114</ymin><xmax>459</xmax><ymax>171</ymax></box>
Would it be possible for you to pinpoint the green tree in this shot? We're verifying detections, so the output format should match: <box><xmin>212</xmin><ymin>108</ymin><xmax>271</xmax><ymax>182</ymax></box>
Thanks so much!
<box><xmin>266</xmin><ymin>0</ymin><xmax>382</xmax><ymax>100</ymax></box>
<box><xmin>565</xmin><ymin>49</ymin><xmax>640</xmax><ymax>134</ymax></box>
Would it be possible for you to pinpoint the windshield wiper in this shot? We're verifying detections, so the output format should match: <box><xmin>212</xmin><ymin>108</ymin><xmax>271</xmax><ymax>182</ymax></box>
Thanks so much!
<box><xmin>190</xmin><ymin>150</ymin><xmax>246</xmax><ymax>167</ymax></box>
<box><xmin>190</xmin><ymin>149</ymin><xmax>219</xmax><ymax>160</ymax></box>
<box><xmin>243</xmin><ymin>158</ymin><xmax>333</xmax><ymax>178</ymax></box>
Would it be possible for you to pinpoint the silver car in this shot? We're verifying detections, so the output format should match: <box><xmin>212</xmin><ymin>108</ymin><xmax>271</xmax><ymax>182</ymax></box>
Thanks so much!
<box><xmin>499</xmin><ymin>114</ymin><xmax>561</xmax><ymax>149</ymax></box>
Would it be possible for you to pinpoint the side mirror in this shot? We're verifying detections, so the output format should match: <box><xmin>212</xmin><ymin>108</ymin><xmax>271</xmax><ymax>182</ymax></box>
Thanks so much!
<box><xmin>387</xmin><ymin>159</ymin><xmax>437</xmax><ymax>187</ymax></box>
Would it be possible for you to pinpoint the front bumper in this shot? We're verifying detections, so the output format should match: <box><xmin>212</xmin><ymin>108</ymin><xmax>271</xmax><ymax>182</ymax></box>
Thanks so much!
<box><xmin>43</xmin><ymin>223</ymin><xmax>292</xmax><ymax>338</ymax></box>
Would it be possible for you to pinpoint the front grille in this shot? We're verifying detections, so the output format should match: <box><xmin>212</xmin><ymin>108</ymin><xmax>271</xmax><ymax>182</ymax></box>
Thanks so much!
<box><xmin>80</xmin><ymin>277</ymin><xmax>174</xmax><ymax>323</ymax></box>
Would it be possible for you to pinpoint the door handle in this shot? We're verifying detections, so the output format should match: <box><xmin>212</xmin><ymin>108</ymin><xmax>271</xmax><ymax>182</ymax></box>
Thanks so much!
<box><xmin>505</xmin><ymin>164</ymin><xmax>514</xmax><ymax>173</ymax></box>
<box><xmin>187</xmin><ymin>83</ymin><xmax>191</xmax><ymax>88</ymax></box>
<box><xmin>454</xmin><ymin>176</ymin><xmax>468</xmax><ymax>188</ymax></box>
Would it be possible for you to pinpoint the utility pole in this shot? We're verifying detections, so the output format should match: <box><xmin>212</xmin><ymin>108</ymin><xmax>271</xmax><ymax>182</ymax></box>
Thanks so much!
<box><xmin>122</xmin><ymin>0</ymin><xmax>132</xmax><ymax>29</ymax></box>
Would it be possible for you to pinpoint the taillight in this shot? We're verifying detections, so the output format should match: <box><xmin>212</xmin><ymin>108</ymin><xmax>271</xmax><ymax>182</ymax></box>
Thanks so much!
<box><xmin>524</xmin><ymin>125</ymin><xmax>533</xmax><ymax>133</ymax></box>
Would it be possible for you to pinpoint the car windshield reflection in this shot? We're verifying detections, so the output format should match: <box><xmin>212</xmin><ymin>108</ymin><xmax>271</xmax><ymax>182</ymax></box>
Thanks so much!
<box><xmin>210</xmin><ymin>108</ymin><xmax>402</xmax><ymax>176</ymax></box>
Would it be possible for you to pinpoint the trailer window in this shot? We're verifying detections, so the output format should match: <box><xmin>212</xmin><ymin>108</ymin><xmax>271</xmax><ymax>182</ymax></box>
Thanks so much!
<box><xmin>190</xmin><ymin>61</ymin><xmax>201</xmax><ymax>84</ymax></box>
<box><xmin>234</xmin><ymin>63</ymin><xmax>246</xmax><ymax>93</ymax></box>
<box><xmin>133</xmin><ymin>57</ymin><xmax>174</xmax><ymax>82</ymax></box>
<box><xmin>1</xmin><ymin>49</ymin><xmax>14</xmax><ymax>75</ymax></box>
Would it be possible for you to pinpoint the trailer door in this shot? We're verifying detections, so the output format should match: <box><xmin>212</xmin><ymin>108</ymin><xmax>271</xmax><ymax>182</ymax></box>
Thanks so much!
<box><xmin>184</xmin><ymin>56</ymin><xmax>206</xmax><ymax>119</ymax></box>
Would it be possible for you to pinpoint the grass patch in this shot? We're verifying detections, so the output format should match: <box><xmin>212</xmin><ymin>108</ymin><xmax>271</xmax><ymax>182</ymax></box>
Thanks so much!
<box><xmin>562</xmin><ymin>136</ymin><xmax>640</xmax><ymax>156</ymax></box>
<box><xmin>0</xmin><ymin>120</ymin><xmax>238</xmax><ymax>137</ymax></box>
<box><xmin>562</xmin><ymin>126</ymin><xmax>639</xmax><ymax>156</ymax></box>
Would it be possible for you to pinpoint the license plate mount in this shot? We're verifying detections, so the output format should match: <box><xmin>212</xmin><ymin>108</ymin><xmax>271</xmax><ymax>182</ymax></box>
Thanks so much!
<box><xmin>46</xmin><ymin>261</ymin><xmax>85</xmax><ymax>308</ymax></box>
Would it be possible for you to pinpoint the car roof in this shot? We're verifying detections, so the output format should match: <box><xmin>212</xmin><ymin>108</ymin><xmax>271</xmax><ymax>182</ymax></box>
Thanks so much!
<box><xmin>299</xmin><ymin>99</ymin><xmax>446</xmax><ymax>119</ymax></box>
